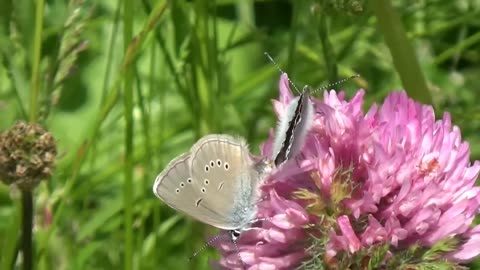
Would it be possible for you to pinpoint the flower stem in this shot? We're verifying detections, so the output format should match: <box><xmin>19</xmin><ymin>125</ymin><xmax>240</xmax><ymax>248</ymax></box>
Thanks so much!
<box><xmin>286</xmin><ymin>0</ymin><xmax>299</xmax><ymax>73</ymax></box>
<box><xmin>372</xmin><ymin>0</ymin><xmax>432</xmax><ymax>105</ymax></box>
<box><xmin>123</xmin><ymin>0</ymin><xmax>134</xmax><ymax>268</ymax></box>
<box><xmin>317</xmin><ymin>8</ymin><xmax>338</xmax><ymax>82</ymax></box>
<box><xmin>21</xmin><ymin>190</ymin><xmax>33</xmax><ymax>270</ymax></box>
<box><xmin>30</xmin><ymin>0</ymin><xmax>45</xmax><ymax>122</ymax></box>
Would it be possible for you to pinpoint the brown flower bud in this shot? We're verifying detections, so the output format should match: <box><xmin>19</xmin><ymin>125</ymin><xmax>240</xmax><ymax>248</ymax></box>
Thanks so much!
<box><xmin>0</xmin><ymin>121</ymin><xmax>57</xmax><ymax>191</ymax></box>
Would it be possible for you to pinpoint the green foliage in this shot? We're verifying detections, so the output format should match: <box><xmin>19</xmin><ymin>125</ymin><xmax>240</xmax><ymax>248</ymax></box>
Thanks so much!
<box><xmin>0</xmin><ymin>0</ymin><xmax>480</xmax><ymax>269</ymax></box>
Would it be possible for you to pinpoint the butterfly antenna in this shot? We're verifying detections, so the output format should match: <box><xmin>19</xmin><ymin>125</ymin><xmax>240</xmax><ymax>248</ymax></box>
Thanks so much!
<box><xmin>187</xmin><ymin>232</ymin><xmax>228</xmax><ymax>261</ymax></box>
<box><xmin>264</xmin><ymin>52</ymin><xmax>301</xmax><ymax>94</ymax></box>
<box><xmin>232</xmin><ymin>238</ymin><xmax>246</xmax><ymax>270</ymax></box>
<box><xmin>310</xmin><ymin>74</ymin><xmax>360</xmax><ymax>95</ymax></box>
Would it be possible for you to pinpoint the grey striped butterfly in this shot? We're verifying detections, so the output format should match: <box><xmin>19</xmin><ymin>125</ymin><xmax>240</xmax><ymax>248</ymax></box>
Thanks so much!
<box><xmin>153</xmin><ymin>134</ymin><xmax>272</xmax><ymax>241</ymax></box>
<box><xmin>272</xmin><ymin>85</ymin><xmax>314</xmax><ymax>167</ymax></box>
<box><xmin>265</xmin><ymin>53</ymin><xmax>359</xmax><ymax>167</ymax></box>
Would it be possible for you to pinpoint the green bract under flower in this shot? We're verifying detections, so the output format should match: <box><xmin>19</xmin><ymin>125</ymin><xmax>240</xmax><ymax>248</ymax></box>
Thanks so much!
<box><xmin>0</xmin><ymin>121</ymin><xmax>57</xmax><ymax>191</ymax></box>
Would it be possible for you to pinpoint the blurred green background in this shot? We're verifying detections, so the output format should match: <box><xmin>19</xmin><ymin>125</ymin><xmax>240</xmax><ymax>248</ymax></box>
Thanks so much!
<box><xmin>1</xmin><ymin>0</ymin><xmax>480</xmax><ymax>269</ymax></box>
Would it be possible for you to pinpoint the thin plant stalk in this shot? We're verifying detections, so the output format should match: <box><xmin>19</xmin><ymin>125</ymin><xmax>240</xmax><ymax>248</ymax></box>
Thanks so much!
<box><xmin>23</xmin><ymin>0</ymin><xmax>46</xmax><ymax>269</ymax></box>
<box><xmin>35</xmin><ymin>4</ymin><xmax>168</xmax><ymax>262</ymax></box>
<box><xmin>21</xmin><ymin>190</ymin><xmax>33</xmax><ymax>270</ymax></box>
<box><xmin>372</xmin><ymin>0</ymin><xmax>432</xmax><ymax>105</ymax></box>
<box><xmin>123</xmin><ymin>0</ymin><xmax>134</xmax><ymax>268</ymax></box>
<box><xmin>30</xmin><ymin>0</ymin><xmax>45</xmax><ymax>122</ymax></box>
<box><xmin>287</xmin><ymin>0</ymin><xmax>299</xmax><ymax>73</ymax></box>
<box><xmin>317</xmin><ymin>7</ymin><xmax>338</xmax><ymax>82</ymax></box>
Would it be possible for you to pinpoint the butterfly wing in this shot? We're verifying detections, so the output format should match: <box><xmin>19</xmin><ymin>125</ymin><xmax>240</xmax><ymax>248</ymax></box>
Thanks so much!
<box><xmin>153</xmin><ymin>152</ymin><xmax>230</xmax><ymax>226</ymax></box>
<box><xmin>273</xmin><ymin>87</ymin><xmax>314</xmax><ymax>166</ymax></box>
<box><xmin>189</xmin><ymin>134</ymin><xmax>261</xmax><ymax>230</ymax></box>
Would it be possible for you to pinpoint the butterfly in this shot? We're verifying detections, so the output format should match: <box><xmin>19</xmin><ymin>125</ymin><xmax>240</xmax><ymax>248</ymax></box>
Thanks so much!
<box><xmin>153</xmin><ymin>134</ymin><xmax>273</xmax><ymax>242</ymax></box>
<box><xmin>272</xmin><ymin>85</ymin><xmax>314</xmax><ymax>167</ymax></box>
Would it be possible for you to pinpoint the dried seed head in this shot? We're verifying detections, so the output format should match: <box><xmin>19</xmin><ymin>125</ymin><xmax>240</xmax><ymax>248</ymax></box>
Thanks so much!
<box><xmin>0</xmin><ymin>121</ymin><xmax>57</xmax><ymax>191</ymax></box>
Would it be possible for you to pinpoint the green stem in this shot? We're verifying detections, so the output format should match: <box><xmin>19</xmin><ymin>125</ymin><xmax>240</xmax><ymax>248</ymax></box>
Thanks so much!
<box><xmin>434</xmin><ymin>31</ymin><xmax>480</xmax><ymax>65</ymax></box>
<box><xmin>372</xmin><ymin>0</ymin><xmax>432</xmax><ymax>105</ymax></box>
<box><xmin>36</xmin><ymin>4</ymin><xmax>167</xmax><ymax>262</ymax></box>
<box><xmin>123</xmin><ymin>0</ymin><xmax>134</xmax><ymax>268</ymax></box>
<box><xmin>101</xmin><ymin>0</ymin><xmax>122</xmax><ymax>104</ymax></box>
<box><xmin>30</xmin><ymin>0</ymin><xmax>45</xmax><ymax>122</ymax></box>
<box><xmin>21</xmin><ymin>190</ymin><xmax>33</xmax><ymax>270</ymax></box>
<box><xmin>287</xmin><ymin>0</ymin><xmax>299</xmax><ymax>73</ymax></box>
<box><xmin>317</xmin><ymin>2</ymin><xmax>338</xmax><ymax>82</ymax></box>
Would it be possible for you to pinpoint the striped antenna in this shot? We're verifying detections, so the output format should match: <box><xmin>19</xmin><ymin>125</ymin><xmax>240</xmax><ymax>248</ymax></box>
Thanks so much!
<box><xmin>310</xmin><ymin>74</ymin><xmax>360</xmax><ymax>95</ymax></box>
<box><xmin>187</xmin><ymin>230</ymin><xmax>247</xmax><ymax>269</ymax></box>
<box><xmin>264</xmin><ymin>52</ymin><xmax>301</xmax><ymax>94</ymax></box>
<box><xmin>264</xmin><ymin>52</ymin><xmax>359</xmax><ymax>95</ymax></box>
<box><xmin>187</xmin><ymin>232</ymin><xmax>228</xmax><ymax>261</ymax></box>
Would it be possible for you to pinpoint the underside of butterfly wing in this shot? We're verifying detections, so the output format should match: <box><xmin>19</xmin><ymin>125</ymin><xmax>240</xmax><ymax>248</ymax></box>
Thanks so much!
<box><xmin>153</xmin><ymin>152</ymin><xmax>235</xmax><ymax>227</ymax></box>
<box><xmin>189</xmin><ymin>134</ymin><xmax>262</xmax><ymax>230</ymax></box>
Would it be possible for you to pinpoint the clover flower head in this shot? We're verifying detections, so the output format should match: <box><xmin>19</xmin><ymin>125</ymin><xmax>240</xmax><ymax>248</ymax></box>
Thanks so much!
<box><xmin>213</xmin><ymin>74</ymin><xmax>480</xmax><ymax>269</ymax></box>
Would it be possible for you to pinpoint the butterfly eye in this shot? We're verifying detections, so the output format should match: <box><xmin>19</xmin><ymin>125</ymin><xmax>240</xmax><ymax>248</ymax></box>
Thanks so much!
<box><xmin>204</xmin><ymin>179</ymin><xmax>209</xmax><ymax>185</ymax></box>
<box><xmin>224</xmin><ymin>162</ymin><xmax>229</xmax><ymax>170</ymax></box>
<box><xmin>205</xmin><ymin>165</ymin><xmax>209</xmax><ymax>172</ymax></box>
<box><xmin>216</xmin><ymin>159</ymin><xmax>222</xmax><ymax>167</ymax></box>
<box><xmin>201</xmin><ymin>187</ymin><xmax>206</xmax><ymax>193</ymax></box>
<box><xmin>230</xmin><ymin>229</ymin><xmax>241</xmax><ymax>241</ymax></box>
<box><xmin>180</xmin><ymin>182</ymin><xmax>185</xmax><ymax>188</ymax></box>
<box><xmin>175</xmin><ymin>188</ymin><xmax>180</xmax><ymax>193</ymax></box>
<box><xmin>210</xmin><ymin>161</ymin><xmax>215</xmax><ymax>167</ymax></box>
<box><xmin>187</xmin><ymin>178</ymin><xmax>192</xmax><ymax>184</ymax></box>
